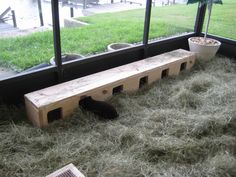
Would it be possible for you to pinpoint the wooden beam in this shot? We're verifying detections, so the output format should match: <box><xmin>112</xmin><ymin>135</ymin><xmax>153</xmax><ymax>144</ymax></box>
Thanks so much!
<box><xmin>25</xmin><ymin>49</ymin><xmax>196</xmax><ymax>127</ymax></box>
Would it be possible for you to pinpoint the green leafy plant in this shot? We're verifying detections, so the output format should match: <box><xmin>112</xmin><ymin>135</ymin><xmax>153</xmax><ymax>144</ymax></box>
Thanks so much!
<box><xmin>187</xmin><ymin>0</ymin><xmax>223</xmax><ymax>43</ymax></box>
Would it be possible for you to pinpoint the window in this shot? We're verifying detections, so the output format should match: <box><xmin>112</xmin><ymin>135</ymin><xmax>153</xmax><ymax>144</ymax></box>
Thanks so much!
<box><xmin>149</xmin><ymin>0</ymin><xmax>198</xmax><ymax>41</ymax></box>
<box><xmin>60</xmin><ymin>0</ymin><xmax>146</xmax><ymax>59</ymax></box>
<box><xmin>203</xmin><ymin>0</ymin><xmax>236</xmax><ymax>40</ymax></box>
<box><xmin>0</xmin><ymin>0</ymin><xmax>53</xmax><ymax>79</ymax></box>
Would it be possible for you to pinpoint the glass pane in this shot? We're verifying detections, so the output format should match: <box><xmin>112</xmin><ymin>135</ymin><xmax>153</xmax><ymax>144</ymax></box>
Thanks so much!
<box><xmin>204</xmin><ymin>0</ymin><xmax>236</xmax><ymax>40</ymax></box>
<box><xmin>149</xmin><ymin>0</ymin><xmax>198</xmax><ymax>41</ymax></box>
<box><xmin>60</xmin><ymin>0</ymin><xmax>146</xmax><ymax>61</ymax></box>
<box><xmin>0</xmin><ymin>0</ymin><xmax>54</xmax><ymax>80</ymax></box>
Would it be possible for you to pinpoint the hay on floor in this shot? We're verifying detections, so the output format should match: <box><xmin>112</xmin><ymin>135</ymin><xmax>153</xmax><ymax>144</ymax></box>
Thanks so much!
<box><xmin>0</xmin><ymin>56</ymin><xmax>235</xmax><ymax>177</ymax></box>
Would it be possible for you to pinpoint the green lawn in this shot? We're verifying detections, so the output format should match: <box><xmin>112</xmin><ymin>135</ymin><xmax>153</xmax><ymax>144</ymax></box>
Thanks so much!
<box><xmin>204</xmin><ymin>0</ymin><xmax>236</xmax><ymax>39</ymax></box>
<box><xmin>0</xmin><ymin>0</ymin><xmax>235</xmax><ymax>71</ymax></box>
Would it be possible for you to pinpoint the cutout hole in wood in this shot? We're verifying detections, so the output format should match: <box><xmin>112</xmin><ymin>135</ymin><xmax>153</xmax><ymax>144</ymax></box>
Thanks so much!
<box><xmin>139</xmin><ymin>76</ymin><xmax>148</xmax><ymax>88</ymax></box>
<box><xmin>79</xmin><ymin>96</ymin><xmax>91</xmax><ymax>106</ymax></box>
<box><xmin>112</xmin><ymin>85</ymin><xmax>123</xmax><ymax>95</ymax></box>
<box><xmin>180</xmin><ymin>62</ymin><xmax>187</xmax><ymax>71</ymax></box>
<box><xmin>47</xmin><ymin>108</ymin><xmax>62</xmax><ymax>123</ymax></box>
<box><xmin>80</xmin><ymin>95</ymin><xmax>88</xmax><ymax>100</ymax></box>
<box><xmin>161</xmin><ymin>68</ymin><xmax>169</xmax><ymax>78</ymax></box>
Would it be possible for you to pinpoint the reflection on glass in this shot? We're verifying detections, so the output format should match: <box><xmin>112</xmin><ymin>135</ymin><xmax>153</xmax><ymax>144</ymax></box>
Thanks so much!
<box><xmin>149</xmin><ymin>0</ymin><xmax>198</xmax><ymax>40</ymax></box>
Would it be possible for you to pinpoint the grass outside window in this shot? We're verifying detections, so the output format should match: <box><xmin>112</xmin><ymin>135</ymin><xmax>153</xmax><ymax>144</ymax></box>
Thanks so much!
<box><xmin>0</xmin><ymin>0</ymin><xmax>235</xmax><ymax>71</ymax></box>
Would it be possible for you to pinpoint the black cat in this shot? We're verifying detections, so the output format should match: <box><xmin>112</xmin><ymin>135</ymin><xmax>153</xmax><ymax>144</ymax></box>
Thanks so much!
<box><xmin>79</xmin><ymin>96</ymin><xmax>119</xmax><ymax>119</ymax></box>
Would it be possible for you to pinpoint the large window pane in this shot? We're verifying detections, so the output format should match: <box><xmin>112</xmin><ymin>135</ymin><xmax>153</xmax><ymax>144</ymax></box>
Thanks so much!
<box><xmin>60</xmin><ymin>0</ymin><xmax>146</xmax><ymax>60</ymax></box>
<box><xmin>149</xmin><ymin>0</ymin><xmax>198</xmax><ymax>40</ymax></box>
<box><xmin>0</xmin><ymin>0</ymin><xmax>54</xmax><ymax>80</ymax></box>
<box><xmin>204</xmin><ymin>0</ymin><xmax>236</xmax><ymax>40</ymax></box>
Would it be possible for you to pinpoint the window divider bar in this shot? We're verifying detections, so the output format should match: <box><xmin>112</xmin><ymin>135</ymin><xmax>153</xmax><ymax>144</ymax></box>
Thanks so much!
<box><xmin>51</xmin><ymin>0</ymin><xmax>63</xmax><ymax>82</ymax></box>
<box><xmin>143</xmin><ymin>0</ymin><xmax>152</xmax><ymax>58</ymax></box>
<box><xmin>194</xmin><ymin>2</ymin><xmax>207</xmax><ymax>36</ymax></box>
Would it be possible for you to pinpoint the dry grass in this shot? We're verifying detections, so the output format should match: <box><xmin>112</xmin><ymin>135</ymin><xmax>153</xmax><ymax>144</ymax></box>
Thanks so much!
<box><xmin>0</xmin><ymin>56</ymin><xmax>235</xmax><ymax>177</ymax></box>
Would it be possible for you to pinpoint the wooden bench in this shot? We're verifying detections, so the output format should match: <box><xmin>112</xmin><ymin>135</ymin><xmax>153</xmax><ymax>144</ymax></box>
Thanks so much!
<box><xmin>25</xmin><ymin>49</ymin><xmax>196</xmax><ymax>127</ymax></box>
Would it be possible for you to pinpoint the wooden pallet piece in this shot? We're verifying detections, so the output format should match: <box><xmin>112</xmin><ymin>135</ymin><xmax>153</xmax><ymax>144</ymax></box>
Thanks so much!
<box><xmin>46</xmin><ymin>163</ymin><xmax>85</xmax><ymax>177</ymax></box>
<box><xmin>25</xmin><ymin>49</ymin><xmax>196</xmax><ymax>127</ymax></box>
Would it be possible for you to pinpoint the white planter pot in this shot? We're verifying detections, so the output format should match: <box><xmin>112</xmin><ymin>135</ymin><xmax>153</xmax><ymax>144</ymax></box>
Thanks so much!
<box><xmin>107</xmin><ymin>43</ymin><xmax>134</xmax><ymax>52</ymax></box>
<box><xmin>188</xmin><ymin>37</ymin><xmax>221</xmax><ymax>61</ymax></box>
<box><xmin>50</xmin><ymin>54</ymin><xmax>84</xmax><ymax>65</ymax></box>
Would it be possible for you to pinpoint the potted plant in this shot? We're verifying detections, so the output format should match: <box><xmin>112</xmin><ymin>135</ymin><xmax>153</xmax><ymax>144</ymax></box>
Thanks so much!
<box><xmin>187</xmin><ymin>0</ymin><xmax>222</xmax><ymax>60</ymax></box>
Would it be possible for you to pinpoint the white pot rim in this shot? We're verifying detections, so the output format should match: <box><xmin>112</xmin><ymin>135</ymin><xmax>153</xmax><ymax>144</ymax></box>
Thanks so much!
<box><xmin>107</xmin><ymin>43</ymin><xmax>134</xmax><ymax>51</ymax></box>
<box><xmin>108</xmin><ymin>42</ymin><xmax>134</xmax><ymax>45</ymax></box>
<box><xmin>188</xmin><ymin>37</ymin><xmax>221</xmax><ymax>47</ymax></box>
<box><xmin>50</xmin><ymin>53</ymin><xmax>84</xmax><ymax>65</ymax></box>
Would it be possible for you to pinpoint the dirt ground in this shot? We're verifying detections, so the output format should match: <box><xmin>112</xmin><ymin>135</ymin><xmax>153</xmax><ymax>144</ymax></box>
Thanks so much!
<box><xmin>0</xmin><ymin>66</ymin><xmax>17</xmax><ymax>79</ymax></box>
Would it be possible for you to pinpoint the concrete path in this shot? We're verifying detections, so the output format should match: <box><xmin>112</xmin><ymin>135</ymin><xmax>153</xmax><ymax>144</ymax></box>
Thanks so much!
<box><xmin>0</xmin><ymin>24</ymin><xmax>51</xmax><ymax>39</ymax></box>
<box><xmin>0</xmin><ymin>22</ymin><xmax>17</xmax><ymax>32</ymax></box>
<box><xmin>0</xmin><ymin>66</ymin><xmax>17</xmax><ymax>79</ymax></box>
<box><xmin>82</xmin><ymin>2</ymin><xmax>145</xmax><ymax>15</ymax></box>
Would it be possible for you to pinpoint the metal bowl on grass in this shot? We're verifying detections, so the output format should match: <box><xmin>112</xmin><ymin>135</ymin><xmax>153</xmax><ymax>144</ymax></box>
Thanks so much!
<box><xmin>107</xmin><ymin>43</ymin><xmax>134</xmax><ymax>52</ymax></box>
<box><xmin>50</xmin><ymin>54</ymin><xmax>84</xmax><ymax>65</ymax></box>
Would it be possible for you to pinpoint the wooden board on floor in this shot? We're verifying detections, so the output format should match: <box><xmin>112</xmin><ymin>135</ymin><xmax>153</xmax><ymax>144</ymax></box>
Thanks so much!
<box><xmin>46</xmin><ymin>163</ymin><xmax>85</xmax><ymax>177</ymax></box>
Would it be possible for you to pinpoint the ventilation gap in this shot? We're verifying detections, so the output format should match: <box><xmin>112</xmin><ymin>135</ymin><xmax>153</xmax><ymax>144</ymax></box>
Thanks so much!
<box><xmin>57</xmin><ymin>169</ymin><xmax>74</xmax><ymax>177</ymax></box>
<box><xmin>180</xmin><ymin>62</ymin><xmax>187</xmax><ymax>71</ymax></box>
<box><xmin>113</xmin><ymin>85</ymin><xmax>123</xmax><ymax>95</ymax></box>
<box><xmin>139</xmin><ymin>76</ymin><xmax>148</xmax><ymax>88</ymax></box>
<box><xmin>161</xmin><ymin>68</ymin><xmax>169</xmax><ymax>78</ymax></box>
<box><xmin>47</xmin><ymin>108</ymin><xmax>62</xmax><ymax>123</ymax></box>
